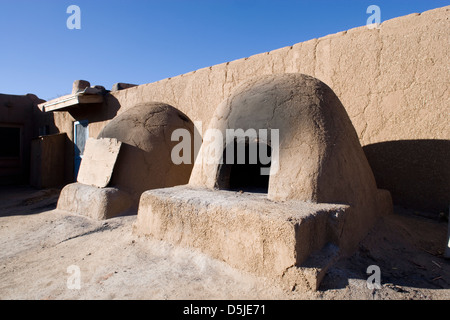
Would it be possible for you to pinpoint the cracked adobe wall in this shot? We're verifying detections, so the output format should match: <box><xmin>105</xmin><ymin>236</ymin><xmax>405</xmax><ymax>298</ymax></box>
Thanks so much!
<box><xmin>53</xmin><ymin>6</ymin><xmax>449</xmax><ymax>211</ymax></box>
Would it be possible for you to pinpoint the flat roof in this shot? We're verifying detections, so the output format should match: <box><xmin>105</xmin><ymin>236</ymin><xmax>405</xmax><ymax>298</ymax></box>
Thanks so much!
<box><xmin>38</xmin><ymin>91</ymin><xmax>104</xmax><ymax>112</ymax></box>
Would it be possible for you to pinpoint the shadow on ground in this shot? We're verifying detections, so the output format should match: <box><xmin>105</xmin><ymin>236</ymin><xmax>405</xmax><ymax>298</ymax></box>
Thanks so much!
<box><xmin>320</xmin><ymin>206</ymin><xmax>449</xmax><ymax>295</ymax></box>
<box><xmin>0</xmin><ymin>186</ymin><xmax>61</xmax><ymax>217</ymax></box>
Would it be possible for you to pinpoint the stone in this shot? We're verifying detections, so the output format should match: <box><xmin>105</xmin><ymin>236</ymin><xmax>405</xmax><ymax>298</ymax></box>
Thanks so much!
<box><xmin>83</xmin><ymin>86</ymin><xmax>106</xmax><ymax>94</ymax></box>
<box><xmin>76</xmin><ymin>137</ymin><xmax>122</xmax><ymax>188</ymax></box>
<box><xmin>57</xmin><ymin>182</ymin><xmax>133</xmax><ymax>220</ymax></box>
<box><xmin>72</xmin><ymin>80</ymin><xmax>90</xmax><ymax>94</ymax></box>
<box><xmin>111</xmin><ymin>83</ymin><xmax>138</xmax><ymax>92</ymax></box>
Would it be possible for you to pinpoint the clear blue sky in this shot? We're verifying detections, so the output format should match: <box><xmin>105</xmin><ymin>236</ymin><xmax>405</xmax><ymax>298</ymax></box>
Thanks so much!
<box><xmin>0</xmin><ymin>0</ymin><xmax>448</xmax><ymax>100</ymax></box>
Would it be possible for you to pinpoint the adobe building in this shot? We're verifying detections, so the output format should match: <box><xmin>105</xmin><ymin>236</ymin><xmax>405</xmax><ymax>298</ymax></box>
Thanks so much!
<box><xmin>0</xmin><ymin>93</ymin><xmax>61</xmax><ymax>187</ymax></box>
<box><xmin>37</xmin><ymin>6</ymin><xmax>449</xmax><ymax>216</ymax></box>
<box><xmin>3</xmin><ymin>6</ymin><xmax>446</xmax><ymax>288</ymax></box>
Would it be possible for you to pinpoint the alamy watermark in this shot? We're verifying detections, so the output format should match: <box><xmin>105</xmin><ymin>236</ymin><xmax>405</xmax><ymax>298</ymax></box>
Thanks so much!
<box><xmin>67</xmin><ymin>265</ymin><xmax>81</xmax><ymax>290</ymax></box>
<box><xmin>366</xmin><ymin>265</ymin><xmax>381</xmax><ymax>289</ymax></box>
<box><xmin>66</xmin><ymin>5</ymin><xmax>380</xmax><ymax>31</ymax></box>
<box><xmin>171</xmin><ymin>122</ymin><xmax>279</xmax><ymax>175</ymax></box>
<box><xmin>366</xmin><ymin>5</ymin><xmax>381</xmax><ymax>29</ymax></box>
<box><xmin>65</xmin><ymin>5</ymin><xmax>381</xmax><ymax>31</ymax></box>
<box><xmin>65</xmin><ymin>6</ymin><xmax>382</xmax><ymax>32</ymax></box>
<box><xmin>67</xmin><ymin>5</ymin><xmax>81</xmax><ymax>30</ymax></box>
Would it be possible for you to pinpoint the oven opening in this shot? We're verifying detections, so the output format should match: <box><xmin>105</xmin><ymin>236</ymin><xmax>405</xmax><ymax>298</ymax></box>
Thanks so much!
<box><xmin>216</xmin><ymin>139</ymin><xmax>271</xmax><ymax>194</ymax></box>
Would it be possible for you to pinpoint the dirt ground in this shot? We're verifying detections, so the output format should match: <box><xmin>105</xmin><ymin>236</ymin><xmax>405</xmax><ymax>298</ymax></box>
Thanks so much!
<box><xmin>0</xmin><ymin>186</ymin><xmax>449</xmax><ymax>300</ymax></box>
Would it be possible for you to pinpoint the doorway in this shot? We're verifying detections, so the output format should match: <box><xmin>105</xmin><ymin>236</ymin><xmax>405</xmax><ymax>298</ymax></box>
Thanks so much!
<box><xmin>73</xmin><ymin>120</ymin><xmax>89</xmax><ymax>180</ymax></box>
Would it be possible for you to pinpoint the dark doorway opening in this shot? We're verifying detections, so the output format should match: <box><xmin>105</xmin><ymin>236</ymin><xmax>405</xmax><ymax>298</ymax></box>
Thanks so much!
<box><xmin>0</xmin><ymin>127</ymin><xmax>21</xmax><ymax>158</ymax></box>
<box><xmin>216</xmin><ymin>140</ymin><xmax>271</xmax><ymax>193</ymax></box>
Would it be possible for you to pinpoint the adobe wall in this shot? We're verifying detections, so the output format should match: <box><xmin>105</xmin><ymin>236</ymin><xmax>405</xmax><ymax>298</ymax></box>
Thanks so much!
<box><xmin>53</xmin><ymin>6</ymin><xmax>449</xmax><ymax>211</ymax></box>
<box><xmin>30</xmin><ymin>133</ymin><xmax>66</xmax><ymax>189</ymax></box>
<box><xmin>106</xmin><ymin>6</ymin><xmax>449</xmax><ymax>144</ymax></box>
<box><xmin>0</xmin><ymin>93</ymin><xmax>53</xmax><ymax>184</ymax></box>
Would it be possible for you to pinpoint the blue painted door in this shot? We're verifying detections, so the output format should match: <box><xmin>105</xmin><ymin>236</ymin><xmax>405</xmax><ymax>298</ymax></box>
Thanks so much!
<box><xmin>73</xmin><ymin>120</ymin><xmax>89</xmax><ymax>180</ymax></box>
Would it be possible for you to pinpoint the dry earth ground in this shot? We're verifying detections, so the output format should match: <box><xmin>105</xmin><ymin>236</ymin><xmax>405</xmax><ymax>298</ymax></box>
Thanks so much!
<box><xmin>0</xmin><ymin>186</ymin><xmax>449</xmax><ymax>300</ymax></box>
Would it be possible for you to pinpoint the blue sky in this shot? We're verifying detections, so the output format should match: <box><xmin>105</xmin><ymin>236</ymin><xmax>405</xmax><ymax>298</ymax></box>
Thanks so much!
<box><xmin>0</xmin><ymin>0</ymin><xmax>448</xmax><ymax>100</ymax></box>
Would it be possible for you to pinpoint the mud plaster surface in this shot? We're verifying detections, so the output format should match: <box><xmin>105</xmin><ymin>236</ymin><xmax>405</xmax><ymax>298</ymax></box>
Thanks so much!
<box><xmin>0</xmin><ymin>187</ymin><xmax>449</xmax><ymax>300</ymax></box>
